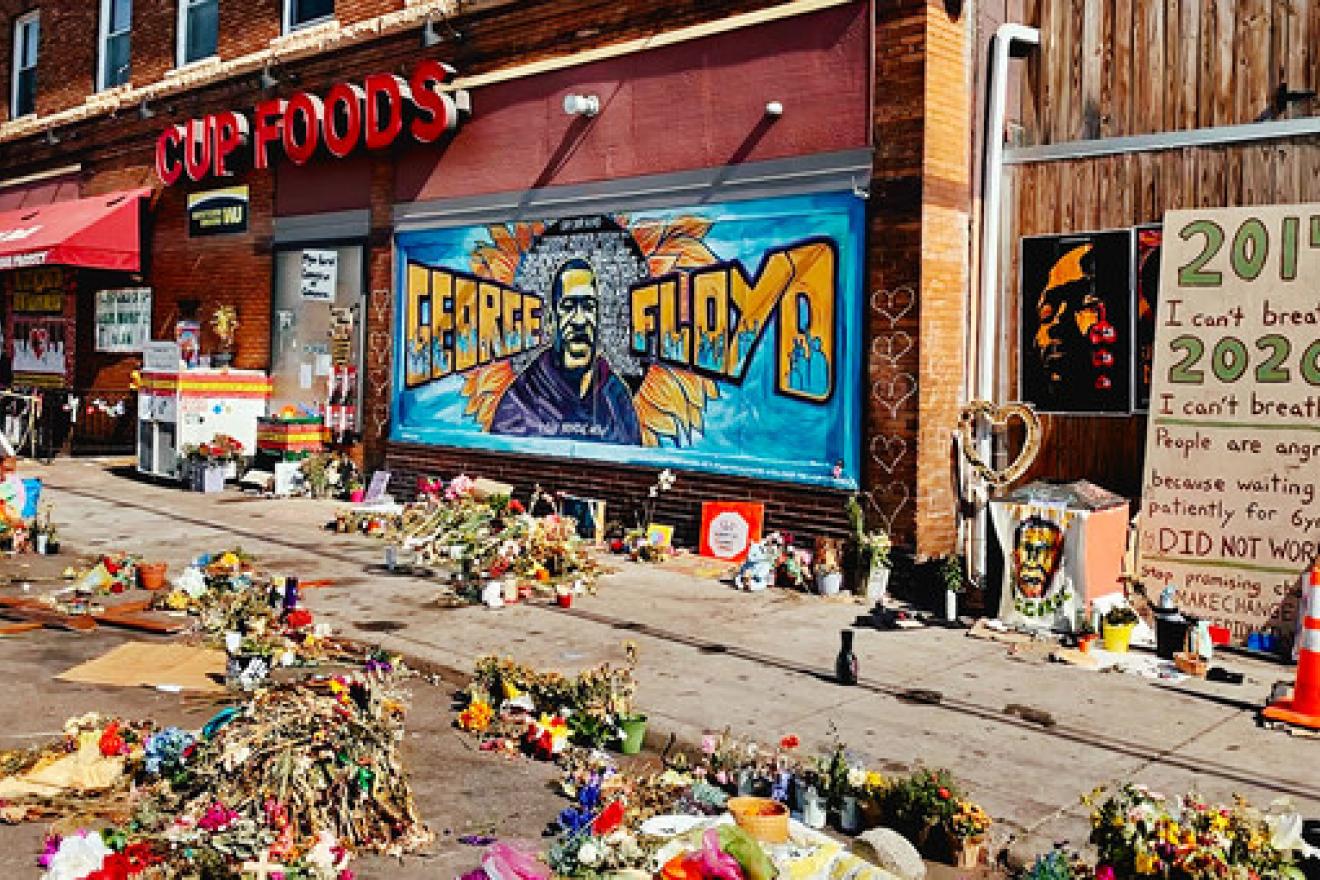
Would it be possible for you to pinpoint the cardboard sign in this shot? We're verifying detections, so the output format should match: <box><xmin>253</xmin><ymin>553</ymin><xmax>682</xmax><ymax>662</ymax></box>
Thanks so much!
<box><xmin>1138</xmin><ymin>204</ymin><xmax>1320</xmax><ymax>647</ymax></box>
<box><xmin>699</xmin><ymin>501</ymin><xmax>765</xmax><ymax>563</ymax></box>
<box><xmin>364</xmin><ymin>470</ymin><xmax>391</xmax><ymax>503</ymax></box>
<box><xmin>300</xmin><ymin>249</ymin><xmax>338</xmax><ymax>302</ymax></box>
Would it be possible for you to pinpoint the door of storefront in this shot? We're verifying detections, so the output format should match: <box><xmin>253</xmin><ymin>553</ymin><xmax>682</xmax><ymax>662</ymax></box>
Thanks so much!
<box><xmin>270</xmin><ymin>243</ymin><xmax>365</xmax><ymax>433</ymax></box>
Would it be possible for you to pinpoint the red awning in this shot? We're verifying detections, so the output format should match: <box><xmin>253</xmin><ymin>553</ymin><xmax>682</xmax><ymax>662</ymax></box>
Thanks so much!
<box><xmin>0</xmin><ymin>188</ymin><xmax>151</xmax><ymax>273</ymax></box>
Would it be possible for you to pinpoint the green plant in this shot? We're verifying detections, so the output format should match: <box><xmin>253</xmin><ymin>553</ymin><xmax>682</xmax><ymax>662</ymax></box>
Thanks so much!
<box><xmin>847</xmin><ymin>495</ymin><xmax>891</xmax><ymax>570</ymax></box>
<box><xmin>941</xmin><ymin>554</ymin><xmax>966</xmax><ymax>594</ymax></box>
<box><xmin>880</xmin><ymin>767</ymin><xmax>961</xmax><ymax>838</ymax></box>
<box><xmin>567</xmin><ymin>711</ymin><xmax>617</xmax><ymax>749</ymax></box>
<box><xmin>1104</xmin><ymin>605</ymin><xmax>1139</xmax><ymax>627</ymax></box>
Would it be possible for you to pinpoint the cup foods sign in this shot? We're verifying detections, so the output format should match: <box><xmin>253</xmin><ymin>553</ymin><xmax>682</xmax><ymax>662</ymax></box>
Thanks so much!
<box><xmin>155</xmin><ymin>60</ymin><xmax>463</xmax><ymax>185</ymax></box>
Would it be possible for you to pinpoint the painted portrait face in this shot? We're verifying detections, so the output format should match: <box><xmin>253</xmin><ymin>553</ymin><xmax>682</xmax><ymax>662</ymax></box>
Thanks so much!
<box><xmin>552</xmin><ymin>260</ymin><xmax>599</xmax><ymax>373</ymax></box>
<box><xmin>1033</xmin><ymin>244</ymin><xmax>1118</xmax><ymax>393</ymax></box>
<box><xmin>1013</xmin><ymin>516</ymin><xmax>1064</xmax><ymax>600</ymax></box>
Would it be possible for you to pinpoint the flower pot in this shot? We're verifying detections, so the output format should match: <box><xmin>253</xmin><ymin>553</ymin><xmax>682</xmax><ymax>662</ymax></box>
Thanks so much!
<box><xmin>839</xmin><ymin>795</ymin><xmax>862</xmax><ymax>834</ymax></box>
<box><xmin>866</xmin><ymin>564</ymin><xmax>892</xmax><ymax>605</ymax></box>
<box><xmin>617</xmin><ymin>715</ymin><xmax>648</xmax><ymax>755</ymax></box>
<box><xmin>816</xmin><ymin>570</ymin><xmax>843</xmax><ymax>597</ymax></box>
<box><xmin>1102</xmin><ymin>622</ymin><xmax>1135</xmax><ymax>653</ymax></box>
<box><xmin>945</xmin><ymin>589</ymin><xmax>959</xmax><ymax>622</ymax></box>
<box><xmin>801</xmin><ymin>786</ymin><xmax>827</xmax><ymax>830</ymax></box>
<box><xmin>349</xmin><ymin>489</ymin><xmax>366</xmax><ymax>503</ymax></box>
<box><xmin>952</xmin><ymin>834</ymin><xmax>986</xmax><ymax>868</ymax></box>
<box><xmin>1077</xmin><ymin>633</ymin><xmax>1098</xmax><ymax>654</ymax></box>
<box><xmin>556</xmin><ymin>591</ymin><xmax>573</xmax><ymax>609</ymax></box>
<box><xmin>859</xmin><ymin>797</ymin><xmax>884</xmax><ymax>831</ymax></box>
<box><xmin>137</xmin><ymin>562</ymin><xmax>168</xmax><ymax>591</ymax></box>
<box><xmin>211</xmin><ymin>351</ymin><xmax>234</xmax><ymax>368</ymax></box>
<box><xmin>34</xmin><ymin>533</ymin><xmax>48</xmax><ymax>555</ymax></box>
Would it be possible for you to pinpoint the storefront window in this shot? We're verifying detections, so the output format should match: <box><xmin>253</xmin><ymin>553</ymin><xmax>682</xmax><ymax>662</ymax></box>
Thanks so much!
<box><xmin>284</xmin><ymin>0</ymin><xmax>333</xmax><ymax>32</ymax></box>
<box><xmin>11</xmin><ymin>11</ymin><xmax>38</xmax><ymax>118</ymax></box>
<box><xmin>270</xmin><ymin>244</ymin><xmax>363</xmax><ymax>415</ymax></box>
<box><xmin>98</xmin><ymin>0</ymin><xmax>132</xmax><ymax>90</ymax></box>
<box><xmin>178</xmin><ymin>0</ymin><xmax>218</xmax><ymax>66</ymax></box>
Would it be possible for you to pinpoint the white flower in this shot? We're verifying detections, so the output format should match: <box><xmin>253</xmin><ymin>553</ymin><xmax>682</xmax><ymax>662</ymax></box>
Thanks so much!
<box><xmin>42</xmin><ymin>832</ymin><xmax>112</xmax><ymax>880</ymax></box>
<box><xmin>848</xmin><ymin>767</ymin><xmax>868</xmax><ymax>789</ymax></box>
<box><xmin>1268</xmin><ymin>812</ymin><xmax>1319</xmax><ymax>857</ymax></box>
<box><xmin>577</xmin><ymin>841</ymin><xmax>602</xmax><ymax>867</ymax></box>
<box><xmin>306</xmin><ymin>829</ymin><xmax>351</xmax><ymax>872</ymax></box>
<box><xmin>221</xmin><ymin>744</ymin><xmax>251</xmax><ymax>771</ymax></box>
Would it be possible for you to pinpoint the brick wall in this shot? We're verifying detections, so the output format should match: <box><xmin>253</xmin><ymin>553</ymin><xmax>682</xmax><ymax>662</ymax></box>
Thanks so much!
<box><xmin>385</xmin><ymin>442</ymin><xmax>856</xmax><ymax>548</ymax></box>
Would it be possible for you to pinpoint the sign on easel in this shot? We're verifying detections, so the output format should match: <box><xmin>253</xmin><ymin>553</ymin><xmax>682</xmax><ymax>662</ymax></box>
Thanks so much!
<box><xmin>1138</xmin><ymin>204</ymin><xmax>1320</xmax><ymax>647</ymax></box>
<box><xmin>363</xmin><ymin>471</ymin><xmax>391</xmax><ymax>503</ymax></box>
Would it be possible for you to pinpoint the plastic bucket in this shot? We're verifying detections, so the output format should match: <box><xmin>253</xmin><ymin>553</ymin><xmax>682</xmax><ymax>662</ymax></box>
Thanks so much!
<box><xmin>1155</xmin><ymin>613</ymin><xmax>1194</xmax><ymax>660</ymax></box>
<box><xmin>1102</xmin><ymin>622</ymin><xmax>1134</xmax><ymax>653</ymax></box>
<box><xmin>138</xmin><ymin>562</ymin><xmax>168</xmax><ymax>591</ymax></box>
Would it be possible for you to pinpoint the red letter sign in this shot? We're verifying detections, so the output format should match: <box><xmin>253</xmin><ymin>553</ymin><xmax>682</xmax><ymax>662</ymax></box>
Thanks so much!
<box><xmin>212</xmin><ymin>111</ymin><xmax>250</xmax><ymax>178</ymax></box>
<box><xmin>155</xmin><ymin>125</ymin><xmax>185</xmax><ymax>186</ymax></box>
<box><xmin>253</xmin><ymin>99</ymin><xmax>287</xmax><ymax>170</ymax></box>
<box><xmin>323</xmin><ymin>83</ymin><xmax>365</xmax><ymax>159</ymax></box>
<box><xmin>363</xmin><ymin>74</ymin><xmax>407</xmax><ymax>150</ymax></box>
<box><xmin>409</xmin><ymin>60</ymin><xmax>459</xmax><ymax>143</ymax></box>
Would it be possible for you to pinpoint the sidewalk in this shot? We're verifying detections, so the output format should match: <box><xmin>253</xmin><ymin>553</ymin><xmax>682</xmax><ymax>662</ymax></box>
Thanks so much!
<box><xmin>20</xmin><ymin>458</ymin><xmax>1319</xmax><ymax>864</ymax></box>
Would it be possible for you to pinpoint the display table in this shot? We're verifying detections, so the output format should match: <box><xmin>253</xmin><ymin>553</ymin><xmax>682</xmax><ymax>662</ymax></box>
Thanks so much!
<box><xmin>991</xmin><ymin>479</ymin><xmax>1129</xmax><ymax>633</ymax></box>
<box><xmin>137</xmin><ymin>369</ymin><xmax>271</xmax><ymax>479</ymax></box>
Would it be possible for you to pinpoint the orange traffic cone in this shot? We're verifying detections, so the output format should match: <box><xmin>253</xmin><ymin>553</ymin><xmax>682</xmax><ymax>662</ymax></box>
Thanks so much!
<box><xmin>1263</xmin><ymin>562</ymin><xmax>1320</xmax><ymax>729</ymax></box>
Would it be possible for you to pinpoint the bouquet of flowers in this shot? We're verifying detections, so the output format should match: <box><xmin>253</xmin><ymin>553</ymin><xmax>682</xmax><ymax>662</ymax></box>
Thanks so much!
<box><xmin>1085</xmin><ymin>784</ymin><xmax>1309</xmax><ymax>880</ymax></box>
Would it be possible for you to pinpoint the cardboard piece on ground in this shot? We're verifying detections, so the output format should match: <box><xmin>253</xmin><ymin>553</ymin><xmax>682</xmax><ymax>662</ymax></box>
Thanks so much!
<box><xmin>57</xmin><ymin>641</ymin><xmax>226</xmax><ymax>693</ymax></box>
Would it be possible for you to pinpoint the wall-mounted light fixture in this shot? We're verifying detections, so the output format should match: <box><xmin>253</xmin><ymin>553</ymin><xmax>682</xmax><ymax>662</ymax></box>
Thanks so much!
<box><xmin>764</xmin><ymin>101</ymin><xmax>784</xmax><ymax>118</ymax></box>
<box><xmin>562</xmin><ymin>94</ymin><xmax>600</xmax><ymax>118</ymax></box>
<box><xmin>44</xmin><ymin>129</ymin><xmax>59</xmax><ymax>146</ymax></box>
<box><xmin>260</xmin><ymin>66</ymin><xmax>279</xmax><ymax>90</ymax></box>
<box><xmin>422</xmin><ymin>16</ymin><xmax>463</xmax><ymax>48</ymax></box>
<box><xmin>138</xmin><ymin>99</ymin><xmax>155</xmax><ymax>120</ymax></box>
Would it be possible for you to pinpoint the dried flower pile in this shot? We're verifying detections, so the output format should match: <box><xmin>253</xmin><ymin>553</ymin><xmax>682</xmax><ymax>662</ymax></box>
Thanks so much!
<box><xmin>22</xmin><ymin>669</ymin><xmax>428</xmax><ymax>879</ymax></box>
<box><xmin>356</xmin><ymin>475</ymin><xmax>600</xmax><ymax>602</ymax></box>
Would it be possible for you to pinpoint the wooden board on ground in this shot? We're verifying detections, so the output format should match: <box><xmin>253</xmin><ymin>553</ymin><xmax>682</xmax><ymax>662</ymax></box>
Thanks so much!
<box><xmin>56</xmin><ymin>642</ymin><xmax>226</xmax><ymax>693</ymax></box>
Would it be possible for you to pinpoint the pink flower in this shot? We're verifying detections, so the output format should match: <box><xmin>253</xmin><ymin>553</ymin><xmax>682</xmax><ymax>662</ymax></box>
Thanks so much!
<box><xmin>1096</xmin><ymin>865</ymin><xmax>1116</xmax><ymax>880</ymax></box>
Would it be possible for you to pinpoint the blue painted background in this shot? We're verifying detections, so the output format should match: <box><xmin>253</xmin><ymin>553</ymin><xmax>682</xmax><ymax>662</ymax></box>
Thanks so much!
<box><xmin>392</xmin><ymin>191</ymin><xmax>864</xmax><ymax>488</ymax></box>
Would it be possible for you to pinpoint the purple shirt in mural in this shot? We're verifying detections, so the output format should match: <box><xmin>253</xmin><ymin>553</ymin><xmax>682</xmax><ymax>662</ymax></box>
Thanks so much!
<box><xmin>490</xmin><ymin>350</ymin><xmax>641</xmax><ymax>445</ymax></box>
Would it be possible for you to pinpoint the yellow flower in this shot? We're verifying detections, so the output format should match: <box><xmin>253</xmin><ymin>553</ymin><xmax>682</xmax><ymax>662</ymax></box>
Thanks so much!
<box><xmin>1163</xmin><ymin>822</ymin><xmax>1181</xmax><ymax>844</ymax></box>
<box><xmin>865</xmin><ymin>771</ymin><xmax>885</xmax><ymax>790</ymax></box>
<box><xmin>1209</xmin><ymin>813</ymin><xmax>1229</xmax><ymax>832</ymax></box>
<box><xmin>1135</xmin><ymin>853</ymin><xmax>1158</xmax><ymax>875</ymax></box>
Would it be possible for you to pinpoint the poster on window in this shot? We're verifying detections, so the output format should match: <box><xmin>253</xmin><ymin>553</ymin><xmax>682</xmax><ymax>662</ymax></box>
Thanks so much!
<box><xmin>1019</xmin><ymin>230</ymin><xmax>1134</xmax><ymax>414</ymax></box>
<box><xmin>393</xmin><ymin>192</ymin><xmax>865</xmax><ymax>487</ymax></box>
<box><xmin>300</xmin><ymin>250</ymin><xmax>339</xmax><ymax>302</ymax></box>
<box><xmin>11</xmin><ymin>315</ymin><xmax>67</xmax><ymax>377</ymax></box>
<box><xmin>95</xmin><ymin>288</ymin><xmax>152</xmax><ymax>352</ymax></box>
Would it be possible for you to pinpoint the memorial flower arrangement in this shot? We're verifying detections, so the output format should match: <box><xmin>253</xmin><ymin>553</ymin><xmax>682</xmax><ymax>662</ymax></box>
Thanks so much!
<box><xmin>459</xmin><ymin>648</ymin><xmax>642</xmax><ymax>757</ymax></box>
<box><xmin>1084</xmin><ymin>784</ymin><xmax>1309</xmax><ymax>880</ymax></box>
<box><xmin>182</xmin><ymin>433</ymin><xmax>246</xmax><ymax>465</ymax></box>
<box><xmin>24</xmin><ymin>671</ymin><xmax>428</xmax><ymax>879</ymax></box>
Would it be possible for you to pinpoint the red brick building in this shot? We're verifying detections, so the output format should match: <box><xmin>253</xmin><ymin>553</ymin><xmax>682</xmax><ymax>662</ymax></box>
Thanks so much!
<box><xmin>0</xmin><ymin>0</ymin><xmax>975</xmax><ymax>559</ymax></box>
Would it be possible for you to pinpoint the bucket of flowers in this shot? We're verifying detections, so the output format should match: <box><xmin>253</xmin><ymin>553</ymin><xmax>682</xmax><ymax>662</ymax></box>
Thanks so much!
<box><xmin>946</xmin><ymin>798</ymin><xmax>992</xmax><ymax>867</ymax></box>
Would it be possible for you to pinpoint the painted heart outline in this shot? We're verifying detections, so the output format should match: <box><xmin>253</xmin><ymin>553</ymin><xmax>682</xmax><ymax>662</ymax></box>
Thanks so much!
<box><xmin>956</xmin><ymin>400</ymin><xmax>1042</xmax><ymax>487</ymax></box>
<box><xmin>870</xmin><ymin>285</ymin><xmax>915</xmax><ymax>329</ymax></box>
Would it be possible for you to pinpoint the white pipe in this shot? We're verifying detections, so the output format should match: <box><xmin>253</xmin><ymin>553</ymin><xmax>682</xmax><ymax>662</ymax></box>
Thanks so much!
<box><xmin>970</xmin><ymin>22</ymin><xmax>1039</xmax><ymax>595</ymax></box>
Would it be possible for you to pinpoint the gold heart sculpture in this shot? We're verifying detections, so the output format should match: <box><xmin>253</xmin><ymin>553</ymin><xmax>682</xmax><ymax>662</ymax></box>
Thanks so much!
<box><xmin>956</xmin><ymin>400</ymin><xmax>1042</xmax><ymax>488</ymax></box>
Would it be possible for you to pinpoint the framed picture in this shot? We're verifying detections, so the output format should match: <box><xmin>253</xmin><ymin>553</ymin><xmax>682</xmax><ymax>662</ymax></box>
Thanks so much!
<box><xmin>1019</xmin><ymin>230</ymin><xmax>1134</xmax><ymax>414</ymax></box>
<box><xmin>95</xmin><ymin>288</ymin><xmax>152</xmax><ymax>353</ymax></box>
<box><xmin>645</xmin><ymin>524</ymin><xmax>674</xmax><ymax>548</ymax></box>
<box><xmin>1133</xmin><ymin>224</ymin><xmax>1162</xmax><ymax>413</ymax></box>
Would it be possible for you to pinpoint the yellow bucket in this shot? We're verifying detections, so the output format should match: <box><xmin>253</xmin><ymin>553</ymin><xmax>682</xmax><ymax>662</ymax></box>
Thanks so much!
<box><xmin>1102</xmin><ymin>622</ymin><xmax>1134</xmax><ymax>653</ymax></box>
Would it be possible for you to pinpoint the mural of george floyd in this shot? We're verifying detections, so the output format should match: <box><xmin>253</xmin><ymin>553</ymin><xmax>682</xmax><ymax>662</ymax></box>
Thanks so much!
<box><xmin>393</xmin><ymin>193</ymin><xmax>865</xmax><ymax>489</ymax></box>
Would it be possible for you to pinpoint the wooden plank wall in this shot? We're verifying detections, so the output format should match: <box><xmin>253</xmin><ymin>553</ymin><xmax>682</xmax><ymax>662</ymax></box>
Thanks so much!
<box><xmin>1025</xmin><ymin>0</ymin><xmax>1319</xmax><ymax>144</ymax></box>
<box><xmin>1006</xmin><ymin>140</ymin><xmax>1320</xmax><ymax>496</ymax></box>
<box><xmin>1005</xmin><ymin>0</ymin><xmax>1320</xmax><ymax>497</ymax></box>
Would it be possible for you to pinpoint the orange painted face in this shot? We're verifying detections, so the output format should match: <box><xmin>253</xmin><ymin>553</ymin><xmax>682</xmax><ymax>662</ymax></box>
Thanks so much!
<box><xmin>1033</xmin><ymin>243</ymin><xmax>1118</xmax><ymax>393</ymax></box>
<box><xmin>1013</xmin><ymin>516</ymin><xmax>1063</xmax><ymax>600</ymax></box>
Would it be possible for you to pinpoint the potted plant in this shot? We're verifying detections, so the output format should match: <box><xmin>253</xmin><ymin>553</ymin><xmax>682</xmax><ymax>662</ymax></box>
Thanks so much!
<box><xmin>940</xmin><ymin>554</ymin><xmax>966</xmax><ymax>622</ymax></box>
<box><xmin>1075</xmin><ymin>618</ymin><xmax>1098</xmax><ymax>653</ymax></box>
<box><xmin>845</xmin><ymin>496</ymin><xmax>892</xmax><ymax>602</ymax></box>
<box><xmin>879</xmin><ymin>767</ymin><xmax>960</xmax><ymax>854</ymax></box>
<box><xmin>945</xmin><ymin>798</ymin><xmax>992</xmax><ymax>867</ymax></box>
<box><xmin>610</xmin><ymin>644</ymin><xmax>646</xmax><ymax>755</ymax></box>
<box><xmin>210</xmin><ymin>304</ymin><xmax>239</xmax><ymax>367</ymax></box>
<box><xmin>1102</xmin><ymin>605</ymin><xmax>1140</xmax><ymax>653</ymax></box>
<box><xmin>813</xmin><ymin>537</ymin><xmax>844</xmax><ymax>596</ymax></box>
